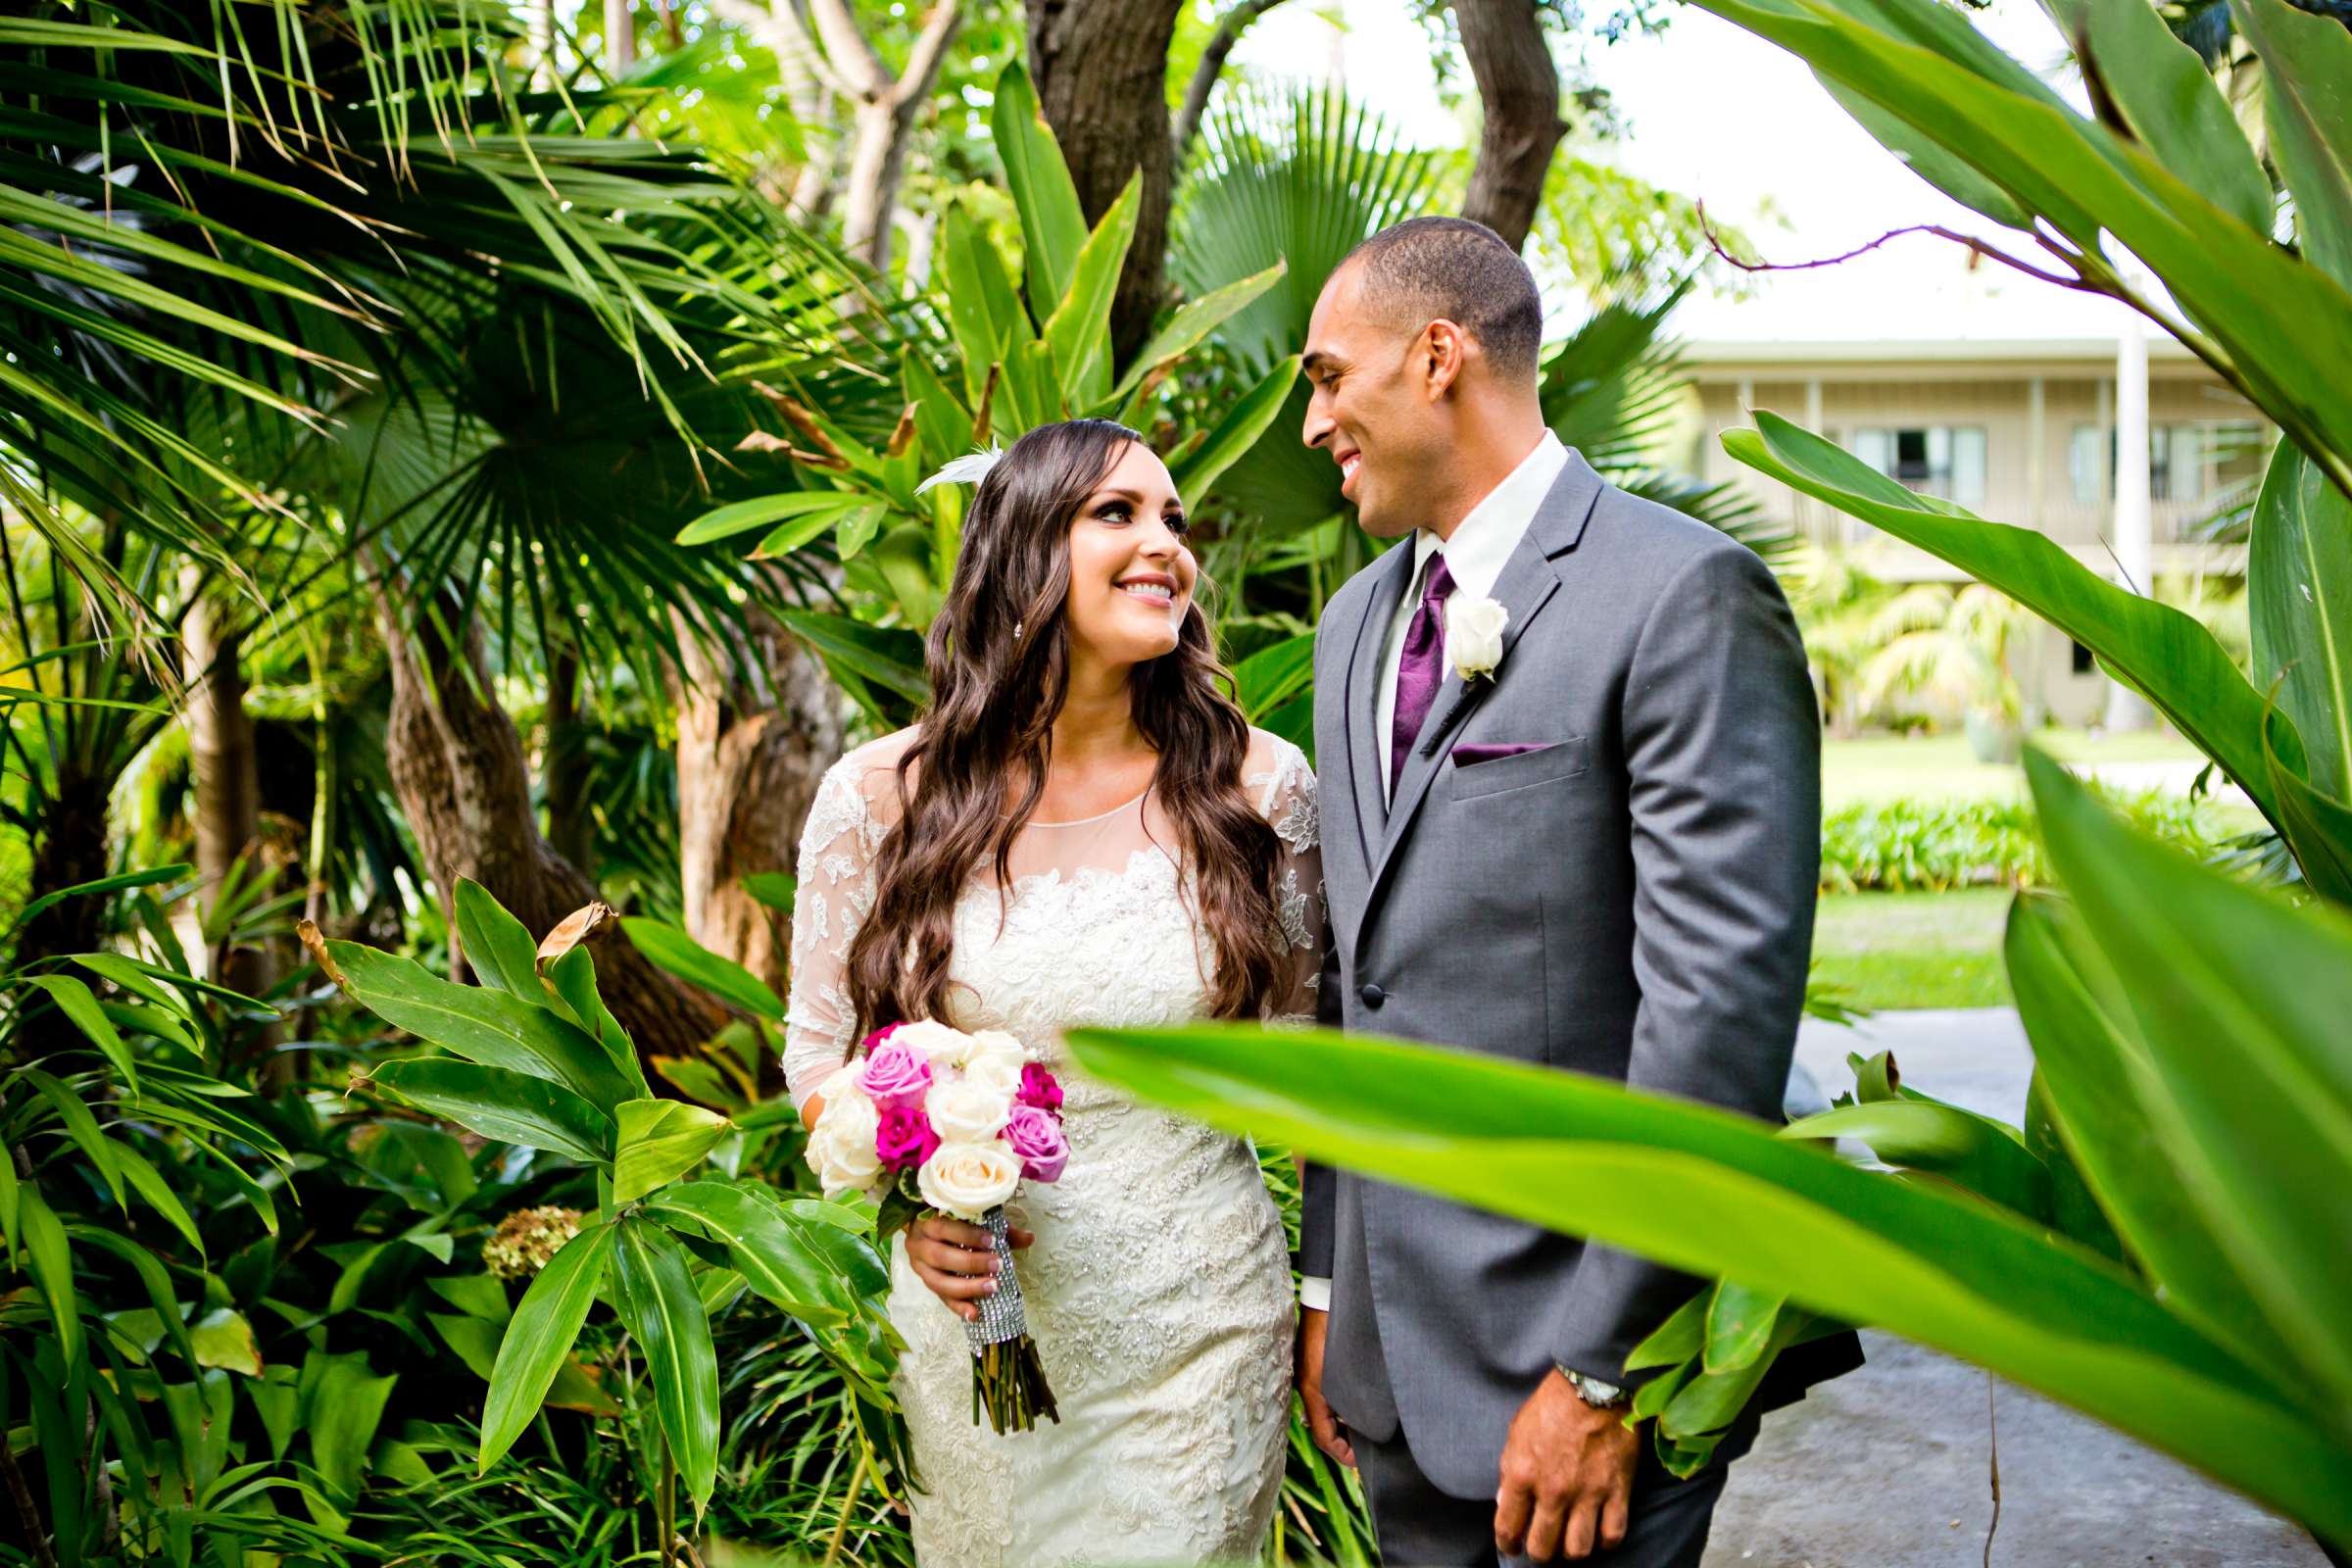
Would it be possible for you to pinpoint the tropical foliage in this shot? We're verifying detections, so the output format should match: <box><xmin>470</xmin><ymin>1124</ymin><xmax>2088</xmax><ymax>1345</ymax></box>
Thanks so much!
<box><xmin>1818</xmin><ymin>788</ymin><xmax>2233</xmax><ymax>893</ymax></box>
<box><xmin>1075</xmin><ymin>0</ymin><xmax>2352</xmax><ymax>1552</ymax></box>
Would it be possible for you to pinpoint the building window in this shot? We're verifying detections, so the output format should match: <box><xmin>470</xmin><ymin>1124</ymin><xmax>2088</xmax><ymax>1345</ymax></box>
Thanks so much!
<box><xmin>2071</xmin><ymin>421</ymin><xmax>2270</xmax><ymax>507</ymax></box>
<box><xmin>2071</xmin><ymin>638</ymin><xmax>2096</xmax><ymax>675</ymax></box>
<box><xmin>1851</xmin><ymin>425</ymin><xmax>1986</xmax><ymax>507</ymax></box>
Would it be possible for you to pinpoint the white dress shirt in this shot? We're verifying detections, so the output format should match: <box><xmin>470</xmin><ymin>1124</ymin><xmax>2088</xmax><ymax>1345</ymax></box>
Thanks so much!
<box><xmin>1300</xmin><ymin>430</ymin><xmax>1569</xmax><ymax>1315</ymax></box>
<box><xmin>1374</xmin><ymin>432</ymin><xmax>1570</xmax><ymax>800</ymax></box>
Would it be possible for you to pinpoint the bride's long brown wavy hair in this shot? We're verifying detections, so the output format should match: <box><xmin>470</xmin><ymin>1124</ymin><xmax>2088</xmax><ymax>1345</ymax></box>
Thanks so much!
<box><xmin>844</xmin><ymin>418</ymin><xmax>1288</xmax><ymax>1041</ymax></box>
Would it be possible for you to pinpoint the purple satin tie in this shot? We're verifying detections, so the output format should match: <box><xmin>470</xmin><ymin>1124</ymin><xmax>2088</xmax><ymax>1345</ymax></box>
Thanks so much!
<box><xmin>1390</xmin><ymin>553</ymin><xmax>1455</xmax><ymax>794</ymax></box>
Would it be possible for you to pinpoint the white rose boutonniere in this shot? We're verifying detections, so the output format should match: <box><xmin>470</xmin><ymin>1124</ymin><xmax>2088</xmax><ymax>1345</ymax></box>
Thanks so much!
<box><xmin>1446</xmin><ymin>593</ymin><xmax>1509</xmax><ymax>685</ymax></box>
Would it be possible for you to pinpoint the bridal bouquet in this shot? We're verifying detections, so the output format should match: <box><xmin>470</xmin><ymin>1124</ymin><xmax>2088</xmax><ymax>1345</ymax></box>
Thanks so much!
<box><xmin>806</xmin><ymin>1019</ymin><xmax>1066</xmax><ymax>1433</ymax></box>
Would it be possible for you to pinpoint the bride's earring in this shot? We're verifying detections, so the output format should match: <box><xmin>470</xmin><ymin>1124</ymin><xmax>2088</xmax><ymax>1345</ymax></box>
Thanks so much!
<box><xmin>1013</xmin><ymin>620</ymin><xmax>1025</xmax><ymax>642</ymax></box>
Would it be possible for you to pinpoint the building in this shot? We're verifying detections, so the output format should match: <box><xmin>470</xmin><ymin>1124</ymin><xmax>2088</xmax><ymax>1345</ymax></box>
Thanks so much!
<box><xmin>1680</xmin><ymin>335</ymin><xmax>2268</xmax><ymax>726</ymax></box>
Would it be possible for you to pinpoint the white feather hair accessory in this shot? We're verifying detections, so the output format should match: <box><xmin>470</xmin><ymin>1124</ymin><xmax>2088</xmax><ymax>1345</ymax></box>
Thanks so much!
<box><xmin>914</xmin><ymin>445</ymin><xmax>1006</xmax><ymax>496</ymax></box>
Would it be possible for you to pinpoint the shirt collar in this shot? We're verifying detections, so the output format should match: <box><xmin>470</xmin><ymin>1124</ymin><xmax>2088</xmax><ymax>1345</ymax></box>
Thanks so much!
<box><xmin>1411</xmin><ymin>431</ymin><xmax>1570</xmax><ymax>604</ymax></box>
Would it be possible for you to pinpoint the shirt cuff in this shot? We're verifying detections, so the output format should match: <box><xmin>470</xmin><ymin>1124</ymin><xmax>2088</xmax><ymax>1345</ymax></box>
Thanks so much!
<box><xmin>1298</xmin><ymin>1276</ymin><xmax>1333</xmax><ymax>1312</ymax></box>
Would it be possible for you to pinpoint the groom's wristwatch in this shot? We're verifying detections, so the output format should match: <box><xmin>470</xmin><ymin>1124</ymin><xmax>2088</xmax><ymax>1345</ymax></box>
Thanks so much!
<box><xmin>1556</xmin><ymin>1365</ymin><xmax>1630</xmax><ymax>1408</ymax></box>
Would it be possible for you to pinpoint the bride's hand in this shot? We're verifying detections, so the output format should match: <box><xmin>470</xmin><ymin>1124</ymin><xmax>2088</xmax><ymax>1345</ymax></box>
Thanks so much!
<box><xmin>906</xmin><ymin>1214</ymin><xmax>1035</xmax><ymax>1323</ymax></box>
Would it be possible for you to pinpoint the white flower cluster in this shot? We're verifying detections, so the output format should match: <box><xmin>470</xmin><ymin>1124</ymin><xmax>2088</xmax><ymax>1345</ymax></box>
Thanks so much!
<box><xmin>806</xmin><ymin>1021</ymin><xmax>1037</xmax><ymax>1220</ymax></box>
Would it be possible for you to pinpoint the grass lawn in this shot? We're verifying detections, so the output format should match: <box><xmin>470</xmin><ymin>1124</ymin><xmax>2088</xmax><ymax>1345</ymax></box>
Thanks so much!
<box><xmin>1822</xmin><ymin>728</ymin><xmax>2213</xmax><ymax>809</ymax></box>
<box><xmin>1812</xmin><ymin>889</ymin><xmax>2013</xmax><ymax>1010</ymax></box>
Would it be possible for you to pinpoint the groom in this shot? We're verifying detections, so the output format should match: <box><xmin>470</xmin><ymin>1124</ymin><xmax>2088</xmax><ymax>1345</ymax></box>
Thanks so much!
<box><xmin>1297</xmin><ymin>218</ymin><xmax>1858</xmax><ymax>1566</ymax></box>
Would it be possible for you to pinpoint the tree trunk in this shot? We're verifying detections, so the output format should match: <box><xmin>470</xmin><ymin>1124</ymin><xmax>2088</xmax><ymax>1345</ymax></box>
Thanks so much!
<box><xmin>544</xmin><ymin>645</ymin><xmax>595</xmax><ymax>873</ymax></box>
<box><xmin>840</xmin><ymin>96</ymin><xmax>909</xmax><ymax>272</ymax></box>
<box><xmin>1172</xmin><ymin>0</ymin><xmax>1290</xmax><ymax>159</ymax></box>
<box><xmin>1024</xmin><ymin>0</ymin><xmax>1188</xmax><ymax>356</ymax></box>
<box><xmin>376</xmin><ymin>582</ymin><xmax>725</xmax><ymax>1062</ymax></box>
<box><xmin>673</xmin><ymin>608</ymin><xmax>841</xmax><ymax>998</ymax></box>
<box><xmin>718</xmin><ymin>0</ymin><xmax>960</xmax><ymax>271</ymax></box>
<box><xmin>605</xmin><ymin>0</ymin><xmax>636</xmax><ymax>70</ymax></box>
<box><xmin>1454</xmin><ymin>0</ymin><xmax>1567</xmax><ymax>253</ymax></box>
<box><xmin>15</xmin><ymin>767</ymin><xmax>110</xmax><ymax>981</ymax></box>
<box><xmin>531</xmin><ymin>0</ymin><xmax>558</xmax><ymax>86</ymax></box>
<box><xmin>182</xmin><ymin>589</ymin><xmax>260</xmax><ymax>901</ymax></box>
<box><xmin>182</xmin><ymin>574</ymin><xmax>290</xmax><ymax>1068</ymax></box>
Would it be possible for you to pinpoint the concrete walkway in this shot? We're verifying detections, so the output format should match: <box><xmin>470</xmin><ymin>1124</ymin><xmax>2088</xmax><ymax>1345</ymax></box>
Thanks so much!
<box><xmin>1702</xmin><ymin>1008</ymin><xmax>2327</xmax><ymax>1568</ymax></box>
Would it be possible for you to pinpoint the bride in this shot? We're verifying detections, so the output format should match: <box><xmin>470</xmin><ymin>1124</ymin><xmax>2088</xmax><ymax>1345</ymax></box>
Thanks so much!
<box><xmin>782</xmin><ymin>418</ymin><xmax>1323</xmax><ymax>1565</ymax></box>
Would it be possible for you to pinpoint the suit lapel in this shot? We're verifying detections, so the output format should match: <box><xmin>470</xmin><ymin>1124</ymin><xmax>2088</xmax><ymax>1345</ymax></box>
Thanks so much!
<box><xmin>1357</xmin><ymin>453</ymin><xmax>1607</xmax><ymax>935</ymax></box>
<box><xmin>1344</xmin><ymin>540</ymin><xmax>1416</xmax><ymax>868</ymax></box>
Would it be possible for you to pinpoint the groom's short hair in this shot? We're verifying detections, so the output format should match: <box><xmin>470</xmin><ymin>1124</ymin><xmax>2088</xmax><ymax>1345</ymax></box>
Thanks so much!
<box><xmin>1342</xmin><ymin>218</ymin><xmax>1543</xmax><ymax>380</ymax></box>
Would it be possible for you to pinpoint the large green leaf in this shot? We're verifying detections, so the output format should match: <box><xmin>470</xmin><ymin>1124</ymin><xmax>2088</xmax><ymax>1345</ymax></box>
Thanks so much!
<box><xmin>2249</xmin><ymin>444</ymin><xmax>2352</xmax><ymax>801</ymax></box>
<box><xmin>1171</xmin><ymin>356</ymin><xmax>1302</xmax><ymax>513</ymax></box>
<box><xmin>612</xmin><ymin>1100</ymin><xmax>731</xmax><ymax>1203</ymax></box>
<box><xmin>2004</xmin><ymin>893</ymin><xmax>2305</xmax><ymax>1384</ymax></box>
<box><xmin>938</xmin><ymin>200</ymin><xmax>1029</xmax><ymax>408</ymax></box>
<box><xmin>674</xmin><ymin>491</ymin><xmax>866</xmax><ymax>549</ymax></box>
<box><xmin>24</xmin><ymin>975</ymin><xmax>138</xmax><ymax>1094</ymax></box>
<box><xmin>613</xmin><ymin>1219</ymin><xmax>720</xmax><ymax>1510</ymax></box>
<box><xmin>18</xmin><ymin>1185</ymin><xmax>78</xmax><ymax>1365</ymax></box>
<box><xmin>621</xmin><ymin>917</ymin><xmax>784</xmax><ymax>1020</ymax></box>
<box><xmin>2024</xmin><ymin>749</ymin><xmax>2352</xmax><ymax>1417</ymax></box>
<box><xmin>2233</xmin><ymin>0</ymin><xmax>2352</xmax><ymax>293</ymax></box>
<box><xmin>778</xmin><ymin>610</ymin><xmax>929</xmax><ymax>707</ymax></box>
<box><xmin>453</xmin><ymin>879</ymin><xmax>544</xmax><ymax>1001</ymax></box>
<box><xmin>1107</xmin><ymin>260</ymin><xmax>1289</xmax><ymax>410</ymax></box>
<box><xmin>2266</xmin><ymin>710</ymin><xmax>2352</xmax><ymax>907</ymax></box>
<box><xmin>371</xmin><ymin>1058</ymin><xmax>614</xmax><ymax>1165</ymax></box>
<box><xmin>1781</xmin><ymin>1100</ymin><xmax>2051</xmax><ymax>1221</ymax></box>
<box><xmin>991</xmin><ymin>63</ymin><xmax>1088</xmax><ymax>321</ymax></box>
<box><xmin>1691</xmin><ymin>0</ymin><xmax>2352</xmax><ymax>487</ymax></box>
<box><xmin>329</xmin><ymin>941</ymin><xmax>639</xmax><ymax>1112</ymax></box>
<box><xmin>24</xmin><ymin>1067</ymin><xmax>123</xmax><ymax>1209</ymax></box>
<box><xmin>1818</xmin><ymin>74</ymin><xmax>2032</xmax><ymax>227</ymax></box>
<box><xmin>478</xmin><ymin>1221</ymin><xmax>617</xmax><ymax>1471</ymax></box>
<box><xmin>1232</xmin><ymin>634</ymin><xmax>1316</xmax><ymax>722</ymax></box>
<box><xmin>644</xmin><ymin>1179</ymin><xmax>853</xmax><ymax>1326</ymax></box>
<box><xmin>1043</xmin><ymin>172</ymin><xmax>1140</xmax><ymax>409</ymax></box>
<box><xmin>1066</xmin><ymin>1022</ymin><xmax>2352</xmax><ymax>1538</ymax></box>
<box><xmin>2074</xmin><ymin>0</ymin><xmax>2274</xmax><ymax>234</ymax></box>
<box><xmin>1725</xmin><ymin>414</ymin><xmax>2296</xmax><ymax>823</ymax></box>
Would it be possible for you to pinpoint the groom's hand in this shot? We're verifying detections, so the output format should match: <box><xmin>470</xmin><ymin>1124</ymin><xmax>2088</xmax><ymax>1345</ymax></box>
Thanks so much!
<box><xmin>1494</xmin><ymin>1370</ymin><xmax>1639</xmax><ymax>1562</ymax></box>
<box><xmin>906</xmin><ymin>1215</ymin><xmax>1033</xmax><ymax>1324</ymax></box>
<box><xmin>1295</xmin><ymin>1307</ymin><xmax>1354</xmax><ymax>1469</ymax></box>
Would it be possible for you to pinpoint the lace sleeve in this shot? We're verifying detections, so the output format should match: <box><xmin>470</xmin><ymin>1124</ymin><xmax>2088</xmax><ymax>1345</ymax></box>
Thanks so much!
<box><xmin>784</xmin><ymin>756</ymin><xmax>888</xmax><ymax>1113</ymax></box>
<box><xmin>1252</xmin><ymin>737</ymin><xmax>1325</xmax><ymax>1026</ymax></box>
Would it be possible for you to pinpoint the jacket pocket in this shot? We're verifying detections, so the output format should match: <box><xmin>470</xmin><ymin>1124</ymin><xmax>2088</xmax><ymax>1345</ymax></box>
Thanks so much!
<box><xmin>1446</xmin><ymin>735</ymin><xmax>1590</xmax><ymax>800</ymax></box>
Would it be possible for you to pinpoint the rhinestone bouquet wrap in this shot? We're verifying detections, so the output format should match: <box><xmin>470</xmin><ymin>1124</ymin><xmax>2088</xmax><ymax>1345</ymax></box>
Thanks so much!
<box><xmin>805</xmin><ymin>1020</ymin><xmax>1066</xmax><ymax>1434</ymax></box>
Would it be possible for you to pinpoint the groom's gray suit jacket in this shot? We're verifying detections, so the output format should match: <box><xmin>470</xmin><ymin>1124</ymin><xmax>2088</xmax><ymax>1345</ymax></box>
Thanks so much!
<box><xmin>1301</xmin><ymin>450</ymin><xmax>1860</xmax><ymax>1500</ymax></box>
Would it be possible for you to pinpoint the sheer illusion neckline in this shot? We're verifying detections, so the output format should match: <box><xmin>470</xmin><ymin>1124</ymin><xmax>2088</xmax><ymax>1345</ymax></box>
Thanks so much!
<box><xmin>1020</xmin><ymin>785</ymin><xmax>1152</xmax><ymax>828</ymax></box>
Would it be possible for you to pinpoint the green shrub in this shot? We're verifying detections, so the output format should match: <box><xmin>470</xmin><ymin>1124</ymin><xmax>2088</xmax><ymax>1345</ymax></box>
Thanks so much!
<box><xmin>1821</xmin><ymin>789</ymin><xmax>2230</xmax><ymax>893</ymax></box>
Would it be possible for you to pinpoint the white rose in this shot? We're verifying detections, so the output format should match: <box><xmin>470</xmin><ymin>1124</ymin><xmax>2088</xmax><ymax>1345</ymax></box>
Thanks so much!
<box><xmin>807</xmin><ymin>1090</ymin><xmax>881</xmax><ymax>1194</ymax></box>
<box><xmin>816</xmin><ymin>1062</ymin><xmax>871</xmax><ymax>1113</ymax></box>
<box><xmin>963</xmin><ymin>1032</ymin><xmax>1027</xmax><ymax>1099</ymax></box>
<box><xmin>1446</xmin><ymin>593</ymin><xmax>1509</xmax><ymax>682</ymax></box>
<box><xmin>894</xmin><ymin>1018</ymin><xmax>977</xmax><ymax>1070</ymax></box>
<box><xmin>916</xmin><ymin>1139</ymin><xmax>1022</xmax><ymax>1220</ymax></box>
<box><xmin>927</xmin><ymin>1076</ymin><xmax>1014</xmax><ymax>1143</ymax></box>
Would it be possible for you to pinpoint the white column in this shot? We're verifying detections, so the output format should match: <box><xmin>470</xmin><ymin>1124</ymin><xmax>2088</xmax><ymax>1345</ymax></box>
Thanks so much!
<box><xmin>2106</xmin><ymin>304</ymin><xmax>2153</xmax><ymax>731</ymax></box>
<box><xmin>2026</xmin><ymin>375</ymin><xmax>2045</xmax><ymax>528</ymax></box>
<box><xmin>1803</xmin><ymin>377</ymin><xmax>1825</xmax><ymax>543</ymax></box>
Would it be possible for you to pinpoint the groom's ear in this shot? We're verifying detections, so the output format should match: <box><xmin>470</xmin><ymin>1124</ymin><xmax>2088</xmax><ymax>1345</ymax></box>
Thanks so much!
<box><xmin>1419</xmin><ymin>318</ymin><xmax>1469</xmax><ymax>402</ymax></box>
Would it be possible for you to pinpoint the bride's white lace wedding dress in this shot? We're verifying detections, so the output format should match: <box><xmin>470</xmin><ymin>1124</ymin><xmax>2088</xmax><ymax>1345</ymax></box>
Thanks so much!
<box><xmin>782</xmin><ymin>727</ymin><xmax>1323</xmax><ymax>1567</ymax></box>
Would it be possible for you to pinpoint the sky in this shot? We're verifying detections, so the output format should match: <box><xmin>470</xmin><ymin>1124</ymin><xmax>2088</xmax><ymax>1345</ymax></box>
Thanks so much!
<box><xmin>1228</xmin><ymin>0</ymin><xmax>2153</xmax><ymax>344</ymax></box>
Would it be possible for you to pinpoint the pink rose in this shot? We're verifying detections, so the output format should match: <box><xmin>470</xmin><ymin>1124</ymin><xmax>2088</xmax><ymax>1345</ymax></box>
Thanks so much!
<box><xmin>874</xmin><ymin>1104</ymin><xmax>940</xmax><ymax>1172</ymax></box>
<box><xmin>859</xmin><ymin>1034</ymin><xmax>932</xmax><ymax>1110</ymax></box>
<box><xmin>1016</xmin><ymin>1062</ymin><xmax>1063</xmax><ymax>1114</ymax></box>
<box><xmin>1003</xmin><ymin>1103</ymin><xmax>1068</xmax><ymax>1184</ymax></box>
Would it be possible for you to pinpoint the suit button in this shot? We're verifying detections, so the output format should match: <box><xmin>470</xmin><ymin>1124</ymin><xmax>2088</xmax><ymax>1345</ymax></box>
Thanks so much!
<box><xmin>1359</xmin><ymin>983</ymin><xmax>1387</xmax><ymax>1007</ymax></box>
